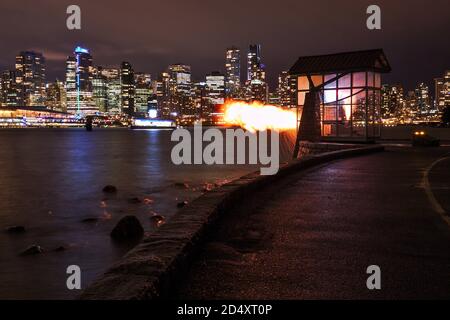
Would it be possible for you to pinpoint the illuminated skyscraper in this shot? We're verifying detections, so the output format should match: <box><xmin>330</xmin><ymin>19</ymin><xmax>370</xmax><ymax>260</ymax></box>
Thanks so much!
<box><xmin>120</xmin><ymin>61</ymin><xmax>135</xmax><ymax>116</ymax></box>
<box><xmin>65</xmin><ymin>46</ymin><xmax>96</xmax><ymax>114</ymax></box>
<box><xmin>247</xmin><ymin>44</ymin><xmax>265</xmax><ymax>82</ymax></box>
<box><xmin>15</xmin><ymin>51</ymin><xmax>46</xmax><ymax>106</ymax></box>
<box><xmin>415</xmin><ymin>82</ymin><xmax>432</xmax><ymax>117</ymax></box>
<box><xmin>435</xmin><ymin>70</ymin><xmax>449</xmax><ymax>112</ymax></box>
<box><xmin>206</xmin><ymin>71</ymin><xmax>225</xmax><ymax>105</ymax></box>
<box><xmin>134</xmin><ymin>72</ymin><xmax>152</xmax><ymax>115</ymax></box>
<box><xmin>168</xmin><ymin>64</ymin><xmax>191</xmax><ymax>95</ymax></box>
<box><xmin>45</xmin><ymin>80</ymin><xmax>66</xmax><ymax>112</ymax></box>
<box><xmin>155</xmin><ymin>72</ymin><xmax>171</xmax><ymax>117</ymax></box>
<box><xmin>92</xmin><ymin>67</ymin><xmax>107</xmax><ymax>113</ymax></box>
<box><xmin>167</xmin><ymin>64</ymin><xmax>192</xmax><ymax>116</ymax></box>
<box><xmin>225</xmin><ymin>47</ymin><xmax>241</xmax><ymax>97</ymax></box>
<box><xmin>277</xmin><ymin>71</ymin><xmax>296</xmax><ymax>107</ymax></box>
<box><xmin>101</xmin><ymin>68</ymin><xmax>121</xmax><ymax>114</ymax></box>
<box><xmin>246</xmin><ymin>44</ymin><xmax>267</xmax><ymax>103</ymax></box>
<box><xmin>381</xmin><ymin>84</ymin><xmax>404</xmax><ymax>121</ymax></box>
<box><xmin>0</xmin><ymin>70</ymin><xmax>20</xmax><ymax>107</ymax></box>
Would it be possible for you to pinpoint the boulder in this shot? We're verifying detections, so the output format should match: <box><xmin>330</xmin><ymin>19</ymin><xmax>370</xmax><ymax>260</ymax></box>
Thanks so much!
<box><xmin>6</xmin><ymin>225</ymin><xmax>26</xmax><ymax>234</ymax></box>
<box><xmin>20</xmin><ymin>245</ymin><xmax>43</xmax><ymax>256</ymax></box>
<box><xmin>102</xmin><ymin>185</ymin><xmax>117</xmax><ymax>193</ymax></box>
<box><xmin>177</xmin><ymin>200</ymin><xmax>188</xmax><ymax>208</ymax></box>
<box><xmin>110</xmin><ymin>215</ymin><xmax>144</xmax><ymax>241</ymax></box>
<box><xmin>127</xmin><ymin>197</ymin><xmax>142</xmax><ymax>204</ymax></box>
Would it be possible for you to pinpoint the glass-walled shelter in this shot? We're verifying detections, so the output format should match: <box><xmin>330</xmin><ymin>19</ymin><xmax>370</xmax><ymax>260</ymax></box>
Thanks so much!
<box><xmin>289</xmin><ymin>49</ymin><xmax>391</xmax><ymax>141</ymax></box>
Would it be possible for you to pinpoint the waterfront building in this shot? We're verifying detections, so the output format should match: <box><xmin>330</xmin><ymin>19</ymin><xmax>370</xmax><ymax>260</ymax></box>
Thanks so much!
<box><xmin>120</xmin><ymin>61</ymin><xmax>135</xmax><ymax>116</ymax></box>
<box><xmin>278</xmin><ymin>71</ymin><xmax>296</xmax><ymax>107</ymax></box>
<box><xmin>225</xmin><ymin>47</ymin><xmax>241</xmax><ymax>98</ymax></box>
<box><xmin>167</xmin><ymin>64</ymin><xmax>193</xmax><ymax>117</ymax></box>
<box><xmin>155</xmin><ymin>72</ymin><xmax>171</xmax><ymax>118</ymax></box>
<box><xmin>92</xmin><ymin>67</ymin><xmax>107</xmax><ymax>113</ymax></box>
<box><xmin>381</xmin><ymin>84</ymin><xmax>404</xmax><ymax>122</ymax></box>
<box><xmin>289</xmin><ymin>49</ymin><xmax>391</xmax><ymax>141</ymax></box>
<box><xmin>15</xmin><ymin>51</ymin><xmax>46</xmax><ymax>106</ymax></box>
<box><xmin>246</xmin><ymin>44</ymin><xmax>268</xmax><ymax>103</ymax></box>
<box><xmin>45</xmin><ymin>80</ymin><xmax>66</xmax><ymax>112</ymax></box>
<box><xmin>65</xmin><ymin>46</ymin><xmax>97</xmax><ymax>114</ymax></box>
<box><xmin>0</xmin><ymin>70</ymin><xmax>20</xmax><ymax>107</ymax></box>
<box><xmin>99</xmin><ymin>67</ymin><xmax>121</xmax><ymax>114</ymax></box>
<box><xmin>415</xmin><ymin>82</ymin><xmax>432</xmax><ymax>117</ymax></box>
<box><xmin>134</xmin><ymin>72</ymin><xmax>153</xmax><ymax>115</ymax></box>
<box><xmin>247</xmin><ymin>44</ymin><xmax>265</xmax><ymax>82</ymax></box>
<box><xmin>435</xmin><ymin>70</ymin><xmax>450</xmax><ymax>112</ymax></box>
<box><xmin>206</xmin><ymin>71</ymin><xmax>226</xmax><ymax>105</ymax></box>
<box><xmin>192</xmin><ymin>81</ymin><xmax>210</xmax><ymax>121</ymax></box>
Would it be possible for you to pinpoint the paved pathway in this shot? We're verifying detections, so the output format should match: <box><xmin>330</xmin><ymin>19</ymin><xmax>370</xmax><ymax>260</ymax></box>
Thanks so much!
<box><xmin>175</xmin><ymin>147</ymin><xmax>450</xmax><ymax>299</ymax></box>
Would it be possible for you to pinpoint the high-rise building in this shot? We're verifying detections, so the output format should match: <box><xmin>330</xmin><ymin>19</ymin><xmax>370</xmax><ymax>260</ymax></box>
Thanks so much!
<box><xmin>0</xmin><ymin>70</ymin><xmax>20</xmax><ymax>107</ymax></box>
<box><xmin>246</xmin><ymin>44</ymin><xmax>267</xmax><ymax>103</ymax></box>
<box><xmin>415</xmin><ymin>82</ymin><xmax>432</xmax><ymax>117</ymax></box>
<box><xmin>381</xmin><ymin>84</ymin><xmax>404</xmax><ymax>121</ymax></box>
<box><xmin>206</xmin><ymin>71</ymin><xmax>225</xmax><ymax>105</ymax></box>
<box><xmin>277</xmin><ymin>71</ymin><xmax>296</xmax><ymax>107</ymax></box>
<box><xmin>247</xmin><ymin>44</ymin><xmax>265</xmax><ymax>82</ymax></box>
<box><xmin>45</xmin><ymin>80</ymin><xmax>66</xmax><ymax>112</ymax></box>
<box><xmin>15</xmin><ymin>51</ymin><xmax>46</xmax><ymax>106</ymax></box>
<box><xmin>101</xmin><ymin>68</ymin><xmax>121</xmax><ymax>114</ymax></box>
<box><xmin>404</xmin><ymin>90</ymin><xmax>418</xmax><ymax>121</ymax></box>
<box><xmin>167</xmin><ymin>64</ymin><xmax>192</xmax><ymax>116</ymax></box>
<box><xmin>92</xmin><ymin>67</ymin><xmax>107</xmax><ymax>113</ymax></box>
<box><xmin>435</xmin><ymin>70</ymin><xmax>450</xmax><ymax>112</ymax></box>
<box><xmin>65</xmin><ymin>46</ymin><xmax>96</xmax><ymax>114</ymax></box>
<box><xmin>192</xmin><ymin>81</ymin><xmax>210</xmax><ymax>121</ymax></box>
<box><xmin>134</xmin><ymin>72</ymin><xmax>152</xmax><ymax>115</ymax></box>
<box><xmin>155</xmin><ymin>72</ymin><xmax>171</xmax><ymax>118</ymax></box>
<box><xmin>225</xmin><ymin>47</ymin><xmax>241</xmax><ymax>98</ymax></box>
<box><xmin>120</xmin><ymin>61</ymin><xmax>135</xmax><ymax>116</ymax></box>
<box><xmin>168</xmin><ymin>64</ymin><xmax>191</xmax><ymax>95</ymax></box>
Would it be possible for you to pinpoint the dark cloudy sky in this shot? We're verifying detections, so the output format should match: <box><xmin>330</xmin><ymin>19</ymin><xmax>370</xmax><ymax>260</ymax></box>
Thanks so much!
<box><xmin>0</xmin><ymin>0</ymin><xmax>448</xmax><ymax>91</ymax></box>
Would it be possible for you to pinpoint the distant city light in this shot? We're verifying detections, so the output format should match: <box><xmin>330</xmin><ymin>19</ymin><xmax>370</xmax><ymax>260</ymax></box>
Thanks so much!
<box><xmin>148</xmin><ymin>109</ymin><xmax>158</xmax><ymax>119</ymax></box>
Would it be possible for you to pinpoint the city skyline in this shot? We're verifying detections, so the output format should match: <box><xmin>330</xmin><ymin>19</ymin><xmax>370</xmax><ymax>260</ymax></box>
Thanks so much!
<box><xmin>0</xmin><ymin>0</ymin><xmax>448</xmax><ymax>92</ymax></box>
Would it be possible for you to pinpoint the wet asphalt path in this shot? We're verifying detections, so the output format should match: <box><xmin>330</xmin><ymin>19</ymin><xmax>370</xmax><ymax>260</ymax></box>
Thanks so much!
<box><xmin>175</xmin><ymin>146</ymin><xmax>450</xmax><ymax>299</ymax></box>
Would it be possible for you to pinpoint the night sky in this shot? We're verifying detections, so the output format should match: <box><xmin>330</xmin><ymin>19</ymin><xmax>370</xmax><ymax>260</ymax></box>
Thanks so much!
<box><xmin>0</xmin><ymin>0</ymin><xmax>448</xmax><ymax>92</ymax></box>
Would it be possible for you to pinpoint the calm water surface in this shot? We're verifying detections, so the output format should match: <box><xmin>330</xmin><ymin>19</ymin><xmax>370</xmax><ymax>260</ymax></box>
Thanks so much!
<box><xmin>0</xmin><ymin>128</ymin><xmax>294</xmax><ymax>299</ymax></box>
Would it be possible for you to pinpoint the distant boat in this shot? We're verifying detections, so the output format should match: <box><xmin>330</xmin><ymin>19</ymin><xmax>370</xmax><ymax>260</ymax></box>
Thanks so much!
<box><xmin>130</xmin><ymin>118</ymin><xmax>176</xmax><ymax>129</ymax></box>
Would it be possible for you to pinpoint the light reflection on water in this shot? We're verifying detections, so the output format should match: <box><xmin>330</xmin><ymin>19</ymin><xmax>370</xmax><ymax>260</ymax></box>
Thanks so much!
<box><xmin>0</xmin><ymin>128</ymin><xmax>295</xmax><ymax>299</ymax></box>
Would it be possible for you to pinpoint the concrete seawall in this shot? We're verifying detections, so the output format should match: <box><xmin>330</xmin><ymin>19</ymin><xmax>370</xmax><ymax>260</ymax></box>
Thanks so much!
<box><xmin>80</xmin><ymin>144</ymin><xmax>385</xmax><ymax>300</ymax></box>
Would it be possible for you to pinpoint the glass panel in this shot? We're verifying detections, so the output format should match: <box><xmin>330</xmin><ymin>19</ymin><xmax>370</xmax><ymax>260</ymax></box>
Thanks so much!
<box><xmin>323</xmin><ymin>124</ymin><xmax>332</xmax><ymax>136</ymax></box>
<box><xmin>298</xmin><ymin>91</ymin><xmax>306</xmax><ymax>106</ymax></box>
<box><xmin>352</xmin><ymin>72</ymin><xmax>366</xmax><ymax>87</ymax></box>
<box><xmin>298</xmin><ymin>76</ymin><xmax>309</xmax><ymax>90</ymax></box>
<box><xmin>338</xmin><ymin>89</ymin><xmax>351</xmax><ymax>105</ymax></box>
<box><xmin>323</xmin><ymin>89</ymin><xmax>336</xmax><ymax>103</ymax></box>
<box><xmin>324</xmin><ymin>105</ymin><xmax>336</xmax><ymax>121</ymax></box>
<box><xmin>324</xmin><ymin>74</ymin><xmax>336</xmax><ymax>89</ymax></box>
<box><xmin>311</xmin><ymin>75</ymin><xmax>323</xmax><ymax>87</ymax></box>
<box><xmin>322</xmin><ymin>122</ymin><xmax>337</xmax><ymax>137</ymax></box>
<box><xmin>352</xmin><ymin>89</ymin><xmax>367</xmax><ymax>131</ymax></box>
<box><xmin>338</xmin><ymin>104</ymin><xmax>352</xmax><ymax>121</ymax></box>
<box><xmin>352</xmin><ymin>88</ymin><xmax>366</xmax><ymax>105</ymax></box>
<box><xmin>338</xmin><ymin>74</ymin><xmax>351</xmax><ymax>88</ymax></box>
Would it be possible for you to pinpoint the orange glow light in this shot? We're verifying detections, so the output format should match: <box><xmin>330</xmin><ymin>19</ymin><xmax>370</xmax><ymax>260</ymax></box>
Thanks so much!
<box><xmin>223</xmin><ymin>100</ymin><xmax>297</xmax><ymax>132</ymax></box>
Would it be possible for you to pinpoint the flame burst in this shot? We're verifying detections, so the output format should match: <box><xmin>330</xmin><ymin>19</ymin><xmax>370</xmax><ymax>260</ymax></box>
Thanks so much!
<box><xmin>223</xmin><ymin>101</ymin><xmax>297</xmax><ymax>132</ymax></box>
